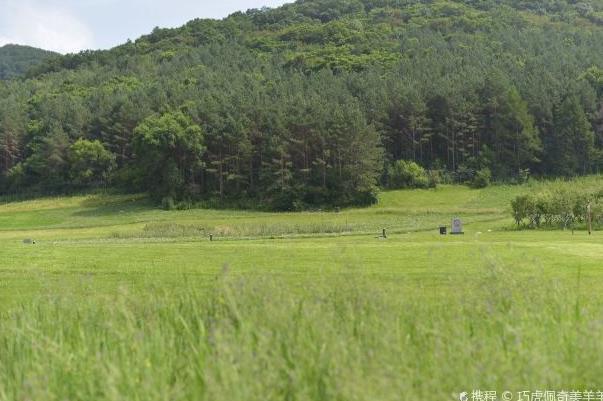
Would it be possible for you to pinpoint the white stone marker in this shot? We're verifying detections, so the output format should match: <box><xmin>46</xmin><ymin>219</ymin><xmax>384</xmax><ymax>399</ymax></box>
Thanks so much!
<box><xmin>451</xmin><ymin>217</ymin><xmax>464</xmax><ymax>235</ymax></box>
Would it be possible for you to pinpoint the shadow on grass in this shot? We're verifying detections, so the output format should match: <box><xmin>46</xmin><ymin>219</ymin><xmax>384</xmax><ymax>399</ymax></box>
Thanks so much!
<box><xmin>73</xmin><ymin>194</ymin><xmax>156</xmax><ymax>218</ymax></box>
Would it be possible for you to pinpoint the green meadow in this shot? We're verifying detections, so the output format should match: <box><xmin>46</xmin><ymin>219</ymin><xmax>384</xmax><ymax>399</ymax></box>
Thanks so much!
<box><xmin>1</xmin><ymin>178</ymin><xmax>603</xmax><ymax>401</ymax></box>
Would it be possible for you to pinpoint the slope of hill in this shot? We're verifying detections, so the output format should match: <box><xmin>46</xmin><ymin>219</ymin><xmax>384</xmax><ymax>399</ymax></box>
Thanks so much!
<box><xmin>0</xmin><ymin>44</ymin><xmax>56</xmax><ymax>80</ymax></box>
<box><xmin>2</xmin><ymin>0</ymin><xmax>603</xmax><ymax>208</ymax></box>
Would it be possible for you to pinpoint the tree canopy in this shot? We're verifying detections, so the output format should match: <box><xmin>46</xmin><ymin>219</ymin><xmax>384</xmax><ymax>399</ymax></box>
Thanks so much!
<box><xmin>0</xmin><ymin>45</ymin><xmax>56</xmax><ymax>80</ymax></box>
<box><xmin>2</xmin><ymin>0</ymin><xmax>603</xmax><ymax>208</ymax></box>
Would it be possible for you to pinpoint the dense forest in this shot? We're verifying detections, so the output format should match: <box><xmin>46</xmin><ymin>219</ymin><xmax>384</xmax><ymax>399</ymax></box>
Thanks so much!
<box><xmin>2</xmin><ymin>0</ymin><xmax>603</xmax><ymax>209</ymax></box>
<box><xmin>0</xmin><ymin>45</ymin><xmax>56</xmax><ymax>80</ymax></box>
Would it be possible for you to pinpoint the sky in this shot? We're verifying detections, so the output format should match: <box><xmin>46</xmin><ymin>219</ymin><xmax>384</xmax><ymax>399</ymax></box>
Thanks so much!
<box><xmin>0</xmin><ymin>0</ymin><xmax>292</xmax><ymax>53</ymax></box>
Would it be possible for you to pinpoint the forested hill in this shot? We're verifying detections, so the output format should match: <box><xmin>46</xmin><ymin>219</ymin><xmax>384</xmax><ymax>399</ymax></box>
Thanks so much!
<box><xmin>0</xmin><ymin>45</ymin><xmax>56</xmax><ymax>80</ymax></box>
<box><xmin>3</xmin><ymin>0</ymin><xmax>603</xmax><ymax>209</ymax></box>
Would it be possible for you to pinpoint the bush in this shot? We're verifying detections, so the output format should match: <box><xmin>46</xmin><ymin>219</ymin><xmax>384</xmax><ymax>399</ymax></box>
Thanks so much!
<box><xmin>518</xmin><ymin>168</ymin><xmax>531</xmax><ymax>185</ymax></box>
<box><xmin>386</xmin><ymin>160</ymin><xmax>432</xmax><ymax>189</ymax></box>
<box><xmin>161</xmin><ymin>196</ymin><xmax>176</xmax><ymax>211</ymax></box>
<box><xmin>454</xmin><ymin>165</ymin><xmax>475</xmax><ymax>184</ymax></box>
<box><xmin>470</xmin><ymin>168</ymin><xmax>491</xmax><ymax>189</ymax></box>
<box><xmin>426</xmin><ymin>169</ymin><xmax>441</xmax><ymax>188</ymax></box>
<box><xmin>511</xmin><ymin>195</ymin><xmax>533</xmax><ymax>226</ymax></box>
<box><xmin>511</xmin><ymin>185</ymin><xmax>603</xmax><ymax>229</ymax></box>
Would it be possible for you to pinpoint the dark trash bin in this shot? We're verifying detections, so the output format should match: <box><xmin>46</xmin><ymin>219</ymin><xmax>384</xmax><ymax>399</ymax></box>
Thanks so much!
<box><xmin>439</xmin><ymin>226</ymin><xmax>447</xmax><ymax>235</ymax></box>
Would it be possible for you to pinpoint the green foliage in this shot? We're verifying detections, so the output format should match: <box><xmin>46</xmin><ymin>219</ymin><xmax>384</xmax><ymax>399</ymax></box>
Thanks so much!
<box><xmin>0</xmin><ymin>44</ymin><xmax>56</xmax><ymax>80</ymax></box>
<box><xmin>470</xmin><ymin>167</ymin><xmax>492</xmax><ymax>189</ymax></box>
<box><xmin>133</xmin><ymin>112</ymin><xmax>205</xmax><ymax>200</ymax></box>
<box><xmin>511</xmin><ymin>194</ymin><xmax>533</xmax><ymax>226</ymax></box>
<box><xmin>69</xmin><ymin>139</ymin><xmax>116</xmax><ymax>187</ymax></box>
<box><xmin>581</xmin><ymin>66</ymin><xmax>603</xmax><ymax>96</ymax></box>
<box><xmin>1</xmin><ymin>0</ymin><xmax>603</xmax><ymax>207</ymax></box>
<box><xmin>480</xmin><ymin>81</ymin><xmax>541</xmax><ymax>178</ymax></box>
<box><xmin>511</xmin><ymin>181</ymin><xmax>603</xmax><ymax>228</ymax></box>
<box><xmin>546</xmin><ymin>95</ymin><xmax>596</xmax><ymax>176</ymax></box>
<box><xmin>386</xmin><ymin>160</ymin><xmax>432</xmax><ymax>189</ymax></box>
<box><xmin>21</xmin><ymin>127</ymin><xmax>71</xmax><ymax>191</ymax></box>
<box><xmin>518</xmin><ymin>168</ymin><xmax>531</xmax><ymax>185</ymax></box>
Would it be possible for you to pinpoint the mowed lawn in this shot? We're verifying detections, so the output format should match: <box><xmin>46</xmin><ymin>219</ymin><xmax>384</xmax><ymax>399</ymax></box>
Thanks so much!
<box><xmin>0</xmin><ymin>182</ymin><xmax>599</xmax><ymax>307</ymax></box>
<box><xmin>1</xmin><ymin>180</ymin><xmax>603</xmax><ymax>400</ymax></box>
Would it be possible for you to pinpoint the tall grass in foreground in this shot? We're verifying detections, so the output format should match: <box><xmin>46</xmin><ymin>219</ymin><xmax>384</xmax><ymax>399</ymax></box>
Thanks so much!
<box><xmin>0</xmin><ymin>262</ymin><xmax>600</xmax><ymax>401</ymax></box>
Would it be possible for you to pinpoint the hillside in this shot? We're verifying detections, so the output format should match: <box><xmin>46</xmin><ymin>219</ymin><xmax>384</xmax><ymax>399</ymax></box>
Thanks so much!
<box><xmin>0</xmin><ymin>44</ymin><xmax>56</xmax><ymax>80</ymax></box>
<box><xmin>2</xmin><ymin>0</ymin><xmax>603</xmax><ymax>209</ymax></box>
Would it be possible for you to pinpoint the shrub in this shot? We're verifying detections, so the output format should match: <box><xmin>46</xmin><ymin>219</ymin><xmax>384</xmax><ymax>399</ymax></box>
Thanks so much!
<box><xmin>511</xmin><ymin>195</ymin><xmax>533</xmax><ymax>226</ymax></box>
<box><xmin>573</xmin><ymin>194</ymin><xmax>591</xmax><ymax>223</ymax></box>
<box><xmin>426</xmin><ymin>170</ymin><xmax>441</xmax><ymax>188</ymax></box>
<box><xmin>593</xmin><ymin>202</ymin><xmax>603</xmax><ymax>225</ymax></box>
<box><xmin>386</xmin><ymin>160</ymin><xmax>431</xmax><ymax>189</ymax></box>
<box><xmin>518</xmin><ymin>168</ymin><xmax>531</xmax><ymax>185</ymax></box>
<box><xmin>551</xmin><ymin>189</ymin><xmax>576</xmax><ymax>228</ymax></box>
<box><xmin>161</xmin><ymin>196</ymin><xmax>176</xmax><ymax>210</ymax></box>
<box><xmin>511</xmin><ymin>184</ymin><xmax>603</xmax><ymax>229</ymax></box>
<box><xmin>470</xmin><ymin>168</ymin><xmax>491</xmax><ymax>189</ymax></box>
<box><xmin>454</xmin><ymin>165</ymin><xmax>475</xmax><ymax>184</ymax></box>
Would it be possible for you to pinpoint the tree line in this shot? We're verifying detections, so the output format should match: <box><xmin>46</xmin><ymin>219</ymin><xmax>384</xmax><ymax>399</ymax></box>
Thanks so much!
<box><xmin>2</xmin><ymin>0</ymin><xmax>603</xmax><ymax>209</ymax></box>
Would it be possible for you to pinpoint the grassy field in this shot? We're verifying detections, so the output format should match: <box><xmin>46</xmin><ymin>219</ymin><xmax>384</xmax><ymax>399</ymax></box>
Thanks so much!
<box><xmin>1</xmin><ymin>178</ymin><xmax>602</xmax><ymax>400</ymax></box>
